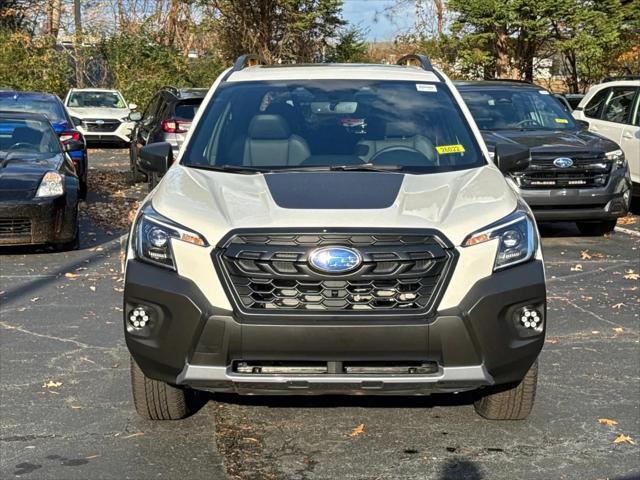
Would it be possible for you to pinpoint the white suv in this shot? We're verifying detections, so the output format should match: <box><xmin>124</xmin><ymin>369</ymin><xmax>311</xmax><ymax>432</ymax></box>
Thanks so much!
<box><xmin>64</xmin><ymin>88</ymin><xmax>137</xmax><ymax>144</ymax></box>
<box><xmin>573</xmin><ymin>77</ymin><xmax>640</xmax><ymax>194</ymax></box>
<box><xmin>124</xmin><ymin>55</ymin><xmax>546</xmax><ymax>422</ymax></box>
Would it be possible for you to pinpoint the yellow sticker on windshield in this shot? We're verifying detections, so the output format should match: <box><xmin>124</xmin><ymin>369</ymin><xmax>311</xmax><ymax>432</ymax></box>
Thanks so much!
<box><xmin>436</xmin><ymin>144</ymin><xmax>465</xmax><ymax>154</ymax></box>
<box><xmin>555</xmin><ymin>118</ymin><xmax>569</xmax><ymax>124</ymax></box>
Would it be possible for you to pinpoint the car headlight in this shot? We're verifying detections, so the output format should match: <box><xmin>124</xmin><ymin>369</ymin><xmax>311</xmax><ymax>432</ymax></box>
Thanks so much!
<box><xmin>35</xmin><ymin>171</ymin><xmax>64</xmax><ymax>198</ymax></box>
<box><xmin>606</xmin><ymin>149</ymin><xmax>625</xmax><ymax>169</ymax></box>
<box><xmin>462</xmin><ymin>209</ymin><xmax>536</xmax><ymax>271</ymax></box>
<box><xmin>71</xmin><ymin>116</ymin><xmax>83</xmax><ymax>127</ymax></box>
<box><xmin>134</xmin><ymin>204</ymin><xmax>207</xmax><ymax>270</ymax></box>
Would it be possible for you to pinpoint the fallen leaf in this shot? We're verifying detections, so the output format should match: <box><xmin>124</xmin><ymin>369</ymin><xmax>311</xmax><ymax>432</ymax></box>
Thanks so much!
<box><xmin>70</xmin><ymin>405</ymin><xmax>82</xmax><ymax>409</ymax></box>
<box><xmin>614</xmin><ymin>434</ymin><xmax>635</xmax><ymax>445</ymax></box>
<box><xmin>243</xmin><ymin>437</ymin><xmax>259</xmax><ymax>443</ymax></box>
<box><xmin>623</xmin><ymin>270</ymin><xmax>639</xmax><ymax>281</ymax></box>
<box><xmin>612</xmin><ymin>303</ymin><xmax>625</xmax><ymax>309</ymax></box>
<box><xmin>617</xmin><ymin>216</ymin><xmax>636</xmax><ymax>225</ymax></box>
<box><xmin>43</xmin><ymin>380</ymin><xmax>62</xmax><ymax>389</ymax></box>
<box><xmin>591</xmin><ymin>330</ymin><xmax>600</xmax><ymax>334</ymax></box>
<box><xmin>89</xmin><ymin>286</ymin><xmax>96</xmax><ymax>292</ymax></box>
<box><xmin>571</xmin><ymin>264</ymin><xmax>583</xmax><ymax>272</ymax></box>
<box><xmin>113</xmin><ymin>287</ymin><xmax>124</xmax><ymax>293</ymax></box>
<box><xmin>613</xmin><ymin>327</ymin><xmax>624</xmax><ymax>334</ymax></box>
<box><xmin>30</xmin><ymin>297</ymin><xmax>39</xmax><ymax>302</ymax></box>
<box><xmin>85</xmin><ymin>454</ymin><xmax>101</xmax><ymax>459</ymax></box>
<box><xmin>350</xmin><ymin>424</ymin><xmax>365</xmax><ymax>437</ymax></box>
<box><xmin>598</xmin><ymin>418</ymin><xmax>618</xmax><ymax>426</ymax></box>
<box><xmin>580</xmin><ymin>250</ymin><xmax>592</xmax><ymax>260</ymax></box>
<box><xmin>64</xmin><ymin>272</ymin><xmax>79</xmax><ymax>278</ymax></box>
<box><xmin>123</xmin><ymin>432</ymin><xmax>145</xmax><ymax>439</ymax></box>
<box><xmin>545</xmin><ymin>338</ymin><xmax>559</xmax><ymax>344</ymax></box>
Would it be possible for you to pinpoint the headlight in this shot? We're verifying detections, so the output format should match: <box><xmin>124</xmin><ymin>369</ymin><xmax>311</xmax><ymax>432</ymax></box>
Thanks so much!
<box><xmin>35</xmin><ymin>171</ymin><xmax>64</xmax><ymax>198</ymax></box>
<box><xmin>135</xmin><ymin>204</ymin><xmax>207</xmax><ymax>270</ymax></box>
<box><xmin>606</xmin><ymin>149</ymin><xmax>625</xmax><ymax>169</ymax></box>
<box><xmin>71</xmin><ymin>116</ymin><xmax>83</xmax><ymax>127</ymax></box>
<box><xmin>463</xmin><ymin>210</ymin><xmax>536</xmax><ymax>271</ymax></box>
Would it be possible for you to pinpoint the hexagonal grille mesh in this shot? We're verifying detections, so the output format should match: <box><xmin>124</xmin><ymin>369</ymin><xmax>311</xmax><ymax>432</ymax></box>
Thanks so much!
<box><xmin>216</xmin><ymin>232</ymin><xmax>455</xmax><ymax>315</ymax></box>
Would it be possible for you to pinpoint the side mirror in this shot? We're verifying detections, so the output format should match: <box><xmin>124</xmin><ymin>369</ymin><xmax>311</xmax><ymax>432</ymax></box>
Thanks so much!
<box><xmin>128</xmin><ymin>103</ymin><xmax>138</xmax><ymax>111</ymax></box>
<box><xmin>128</xmin><ymin>111</ymin><xmax>143</xmax><ymax>122</ymax></box>
<box><xmin>138</xmin><ymin>142</ymin><xmax>172</xmax><ymax>174</ymax></box>
<box><xmin>64</xmin><ymin>139</ymin><xmax>84</xmax><ymax>153</ymax></box>
<box><xmin>575</xmin><ymin>119</ymin><xmax>589</xmax><ymax>130</ymax></box>
<box><xmin>495</xmin><ymin>143</ymin><xmax>530</xmax><ymax>174</ymax></box>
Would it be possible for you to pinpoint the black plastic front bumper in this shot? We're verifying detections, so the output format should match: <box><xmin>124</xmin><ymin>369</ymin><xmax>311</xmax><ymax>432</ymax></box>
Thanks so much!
<box><xmin>0</xmin><ymin>194</ymin><xmax>78</xmax><ymax>246</ymax></box>
<box><xmin>519</xmin><ymin>167</ymin><xmax>632</xmax><ymax>222</ymax></box>
<box><xmin>124</xmin><ymin>258</ymin><xmax>546</xmax><ymax>395</ymax></box>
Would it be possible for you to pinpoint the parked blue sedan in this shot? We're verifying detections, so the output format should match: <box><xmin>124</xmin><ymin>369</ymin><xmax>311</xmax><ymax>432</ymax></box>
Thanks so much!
<box><xmin>0</xmin><ymin>91</ymin><xmax>88</xmax><ymax>198</ymax></box>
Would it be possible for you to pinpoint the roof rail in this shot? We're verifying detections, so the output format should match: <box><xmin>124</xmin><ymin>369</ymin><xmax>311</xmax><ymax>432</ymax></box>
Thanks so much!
<box><xmin>603</xmin><ymin>75</ymin><xmax>640</xmax><ymax>82</ymax></box>
<box><xmin>160</xmin><ymin>86</ymin><xmax>179</xmax><ymax>94</ymax></box>
<box><xmin>396</xmin><ymin>54</ymin><xmax>433</xmax><ymax>71</ymax></box>
<box><xmin>232</xmin><ymin>54</ymin><xmax>268</xmax><ymax>71</ymax></box>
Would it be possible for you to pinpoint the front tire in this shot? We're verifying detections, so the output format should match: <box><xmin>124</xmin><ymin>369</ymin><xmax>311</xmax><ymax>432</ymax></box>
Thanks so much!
<box><xmin>474</xmin><ymin>359</ymin><xmax>538</xmax><ymax>420</ymax></box>
<box><xmin>577</xmin><ymin>220</ymin><xmax>617</xmax><ymax>236</ymax></box>
<box><xmin>130</xmin><ymin>356</ymin><xmax>190</xmax><ymax>420</ymax></box>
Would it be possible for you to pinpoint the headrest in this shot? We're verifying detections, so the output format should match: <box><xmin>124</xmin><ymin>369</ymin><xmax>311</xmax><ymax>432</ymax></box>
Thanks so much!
<box><xmin>385</xmin><ymin>121</ymin><xmax>417</xmax><ymax>138</ymax></box>
<box><xmin>248</xmin><ymin>114</ymin><xmax>291</xmax><ymax>140</ymax></box>
<box><xmin>11</xmin><ymin>126</ymin><xmax>42</xmax><ymax>144</ymax></box>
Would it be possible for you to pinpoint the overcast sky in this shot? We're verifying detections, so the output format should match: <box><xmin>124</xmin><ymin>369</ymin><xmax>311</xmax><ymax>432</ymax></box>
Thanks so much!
<box><xmin>342</xmin><ymin>0</ymin><xmax>413</xmax><ymax>41</ymax></box>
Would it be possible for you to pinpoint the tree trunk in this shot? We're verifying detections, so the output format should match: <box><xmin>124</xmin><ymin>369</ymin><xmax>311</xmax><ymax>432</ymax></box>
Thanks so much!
<box><xmin>73</xmin><ymin>0</ymin><xmax>84</xmax><ymax>88</ymax></box>
<box><xmin>495</xmin><ymin>26</ymin><xmax>509</xmax><ymax>78</ymax></box>
<box><xmin>434</xmin><ymin>0</ymin><xmax>445</xmax><ymax>34</ymax></box>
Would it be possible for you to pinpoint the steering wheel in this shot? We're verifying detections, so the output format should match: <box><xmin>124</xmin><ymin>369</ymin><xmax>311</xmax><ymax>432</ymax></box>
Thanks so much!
<box><xmin>8</xmin><ymin>142</ymin><xmax>38</xmax><ymax>151</ymax></box>
<box><xmin>516</xmin><ymin>118</ymin><xmax>542</xmax><ymax>128</ymax></box>
<box><xmin>369</xmin><ymin>146</ymin><xmax>430</xmax><ymax>166</ymax></box>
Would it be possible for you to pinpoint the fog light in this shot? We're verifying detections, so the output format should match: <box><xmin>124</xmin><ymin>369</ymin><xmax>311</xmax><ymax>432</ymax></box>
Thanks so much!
<box><xmin>128</xmin><ymin>306</ymin><xmax>150</xmax><ymax>329</ymax></box>
<box><xmin>516</xmin><ymin>306</ymin><xmax>544</xmax><ymax>333</ymax></box>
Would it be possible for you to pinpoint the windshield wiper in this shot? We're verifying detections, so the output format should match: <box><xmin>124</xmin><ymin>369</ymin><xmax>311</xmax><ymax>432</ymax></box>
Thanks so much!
<box><xmin>186</xmin><ymin>164</ymin><xmax>270</xmax><ymax>174</ymax></box>
<box><xmin>330</xmin><ymin>163</ymin><xmax>402</xmax><ymax>172</ymax></box>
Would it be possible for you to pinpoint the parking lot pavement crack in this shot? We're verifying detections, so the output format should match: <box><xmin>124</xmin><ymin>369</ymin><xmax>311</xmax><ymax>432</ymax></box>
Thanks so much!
<box><xmin>0</xmin><ymin>321</ymin><xmax>111</xmax><ymax>350</ymax></box>
<box><xmin>547</xmin><ymin>296</ymin><xmax>620</xmax><ymax>326</ymax></box>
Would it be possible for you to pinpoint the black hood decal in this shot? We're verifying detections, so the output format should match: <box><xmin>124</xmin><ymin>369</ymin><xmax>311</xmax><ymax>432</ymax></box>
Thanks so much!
<box><xmin>264</xmin><ymin>172</ymin><xmax>404</xmax><ymax>209</ymax></box>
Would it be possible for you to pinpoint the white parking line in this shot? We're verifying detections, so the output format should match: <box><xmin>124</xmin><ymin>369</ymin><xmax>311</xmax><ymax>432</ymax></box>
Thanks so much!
<box><xmin>615</xmin><ymin>226</ymin><xmax>640</xmax><ymax>237</ymax></box>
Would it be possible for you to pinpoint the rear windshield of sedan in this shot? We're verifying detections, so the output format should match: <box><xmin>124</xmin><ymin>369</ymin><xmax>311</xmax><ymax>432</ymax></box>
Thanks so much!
<box><xmin>460</xmin><ymin>88</ymin><xmax>578</xmax><ymax>131</ymax></box>
<box><xmin>0</xmin><ymin>118</ymin><xmax>62</xmax><ymax>157</ymax></box>
<box><xmin>0</xmin><ymin>94</ymin><xmax>66</xmax><ymax>123</ymax></box>
<box><xmin>183</xmin><ymin>80</ymin><xmax>485</xmax><ymax>173</ymax></box>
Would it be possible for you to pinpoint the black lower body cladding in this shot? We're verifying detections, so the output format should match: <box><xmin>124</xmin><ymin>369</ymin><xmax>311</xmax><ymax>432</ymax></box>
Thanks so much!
<box><xmin>520</xmin><ymin>167</ymin><xmax>632</xmax><ymax>222</ymax></box>
<box><xmin>0</xmin><ymin>195</ymin><xmax>78</xmax><ymax>246</ymax></box>
<box><xmin>124</xmin><ymin>258</ymin><xmax>546</xmax><ymax>394</ymax></box>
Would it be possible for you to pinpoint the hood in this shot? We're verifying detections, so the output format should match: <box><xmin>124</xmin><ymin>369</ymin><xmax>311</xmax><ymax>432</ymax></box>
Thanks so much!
<box><xmin>151</xmin><ymin>165</ymin><xmax>518</xmax><ymax>247</ymax></box>
<box><xmin>0</xmin><ymin>154</ymin><xmax>62</xmax><ymax>201</ymax></box>
<box><xmin>480</xmin><ymin>128</ymin><xmax>620</xmax><ymax>155</ymax></box>
<box><xmin>66</xmin><ymin>107</ymin><xmax>130</xmax><ymax>120</ymax></box>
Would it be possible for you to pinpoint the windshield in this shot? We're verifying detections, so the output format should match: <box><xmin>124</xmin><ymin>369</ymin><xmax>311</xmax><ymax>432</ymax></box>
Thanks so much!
<box><xmin>0</xmin><ymin>94</ymin><xmax>66</xmax><ymax>123</ymax></box>
<box><xmin>67</xmin><ymin>91</ymin><xmax>127</xmax><ymax>109</ymax></box>
<box><xmin>0</xmin><ymin>118</ymin><xmax>62</xmax><ymax>159</ymax></box>
<box><xmin>460</xmin><ymin>88</ymin><xmax>578</xmax><ymax>131</ymax></box>
<box><xmin>183</xmin><ymin>80</ymin><xmax>485</xmax><ymax>173</ymax></box>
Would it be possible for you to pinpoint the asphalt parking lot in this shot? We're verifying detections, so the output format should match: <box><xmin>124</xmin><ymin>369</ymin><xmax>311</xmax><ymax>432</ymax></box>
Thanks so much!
<box><xmin>1</xmin><ymin>148</ymin><xmax>639</xmax><ymax>480</ymax></box>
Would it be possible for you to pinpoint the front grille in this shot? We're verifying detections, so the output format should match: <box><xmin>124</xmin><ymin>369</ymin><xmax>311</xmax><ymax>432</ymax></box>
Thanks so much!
<box><xmin>215</xmin><ymin>231</ymin><xmax>456</xmax><ymax>316</ymax></box>
<box><xmin>83</xmin><ymin>119</ymin><xmax>120</xmax><ymax>132</ymax></box>
<box><xmin>0</xmin><ymin>218</ymin><xmax>31</xmax><ymax>237</ymax></box>
<box><xmin>516</xmin><ymin>152</ymin><xmax>610</xmax><ymax>189</ymax></box>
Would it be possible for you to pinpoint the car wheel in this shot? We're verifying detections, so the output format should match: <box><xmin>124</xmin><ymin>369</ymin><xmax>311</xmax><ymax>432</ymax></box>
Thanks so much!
<box><xmin>79</xmin><ymin>179</ymin><xmax>87</xmax><ymax>200</ymax></box>
<box><xmin>130</xmin><ymin>356</ymin><xmax>191</xmax><ymax>420</ymax></box>
<box><xmin>473</xmin><ymin>359</ymin><xmax>538</xmax><ymax>420</ymax></box>
<box><xmin>130</xmin><ymin>143</ymin><xmax>146</xmax><ymax>183</ymax></box>
<box><xmin>577</xmin><ymin>220</ymin><xmax>617</xmax><ymax>236</ymax></box>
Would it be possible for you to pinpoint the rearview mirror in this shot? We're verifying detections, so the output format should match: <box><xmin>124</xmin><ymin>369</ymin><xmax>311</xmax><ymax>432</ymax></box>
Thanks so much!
<box><xmin>494</xmin><ymin>143</ymin><xmax>530</xmax><ymax>174</ymax></box>
<box><xmin>129</xmin><ymin>103</ymin><xmax>138</xmax><ymax>111</ymax></box>
<box><xmin>129</xmin><ymin>111</ymin><xmax>142</xmax><ymax>122</ymax></box>
<box><xmin>138</xmin><ymin>142</ymin><xmax>172</xmax><ymax>175</ymax></box>
<box><xmin>575</xmin><ymin>119</ymin><xmax>589</xmax><ymax>130</ymax></box>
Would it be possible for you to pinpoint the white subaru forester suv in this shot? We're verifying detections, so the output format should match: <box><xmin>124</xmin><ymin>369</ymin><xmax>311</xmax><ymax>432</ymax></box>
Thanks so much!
<box><xmin>124</xmin><ymin>55</ymin><xmax>546</xmax><ymax>421</ymax></box>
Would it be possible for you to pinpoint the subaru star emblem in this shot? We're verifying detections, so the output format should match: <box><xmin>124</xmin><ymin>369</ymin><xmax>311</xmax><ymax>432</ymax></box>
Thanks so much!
<box><xmin>95</xmin><ymin>119</ymin><xmax>105</xmax><ymax>125</ymax></box>
<box><xmin>309</xmin><ymin>247</ymin><xmax>362</xmax><ymax>274</ymax></box>
<box><xmin>553</xmin><ymin>157</ymin><xmax>573</xmax><ymax>168</ymax></box>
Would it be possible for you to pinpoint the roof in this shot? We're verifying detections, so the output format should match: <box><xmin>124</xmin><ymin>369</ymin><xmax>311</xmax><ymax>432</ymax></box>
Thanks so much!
<box><xmin>226</xmin><ymin>64</ymin><xmax>441</xmax><ymax>83</ymax></box>
<box><xmin>68</xmin><ymin>88</ymin><xmax>123</xmax><ymax>93</ymax></box>
<box><xmin>454</xmin><ymin>80</ymin><xmax>540</xmax><ymax>89</ymax></box>
<box><xmin>597</xmin><ymin>79</ymin><xmax>640</xmax><ymax>87</ymax></box>
<box><xmin>0</xmin><ymin>90</ymin><xmax>60</xmax><ymax>101</ymax></box>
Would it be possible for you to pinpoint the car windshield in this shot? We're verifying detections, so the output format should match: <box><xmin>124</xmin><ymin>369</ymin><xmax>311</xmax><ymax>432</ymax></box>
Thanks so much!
<box><xmin>460</xmin><ymin>88</ymin><xmax>578</xmax><ymax>131</ymax></box>
<box><xmin>67</xmin><ymin>91</ymin><xmax>126</xmax><ymax>108</ymax></box>
<box><xmin>0</xmin><ymin>118</ymin><xmax>62</xmax><ymax>159</ymax></box>
<box><xmin>0</xmin><ymin>94</ymin><xmax>66</xmax><ymax>123</ymax></box>
<box><xmin>183</xmin><ymin>80</ymin><xmax>485</xmax><ymax>173</ymax></box>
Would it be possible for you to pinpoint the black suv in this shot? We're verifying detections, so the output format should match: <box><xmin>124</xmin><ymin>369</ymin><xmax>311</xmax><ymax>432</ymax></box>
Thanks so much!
<box><xmin>457</xmin><ymin>80</ymin><xmax>632</xmax><ymax>235</ymax></box>
<box><xmin>129</xmin><ymin>87</ymin><xmax>207</xmax><ymax>188</ymax></box>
